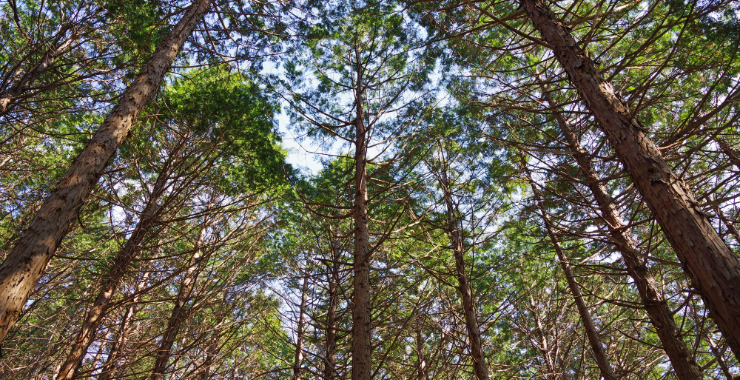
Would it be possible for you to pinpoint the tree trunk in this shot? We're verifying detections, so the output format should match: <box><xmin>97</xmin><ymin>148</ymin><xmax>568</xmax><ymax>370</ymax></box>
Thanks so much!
<box><xmin>150</xmin><ymin>225</ymin><xmax>208</xmax><ymax>380</ymax></box>
<box><xmin>542</xmin><ymin>89</ymin><xmax>703</xmax><ymax>379</ymax></box>
<box><xmin>528</xmin><ymin>178</ymin><xmax>618</xmax><ymax>380</ymax></box>
<box><xmin>197</xmin><ymin>341</ymin><xmax>217</xmax><ymax>380</ymax></box>
<box><xmin>351</xmin><ymin>45</ymin><xmax>372</xmax><ymax>380</ymax></box>
<box><xmin>0</xmin><ymin>0</ymin><xmax>210</xmax><ymax>346</ymax></box>
<box><xmin>529</xmin><ymin>296</ymin><xmax>558</xmax><ymax>380</ymax></box>
<box><xmin>55</xmin><ymin>145</ymin><xmax>178</xmax><ymax>380</ymax></box>
<box><xmin>415</xmin><ymin>326</ymin><xmax>430</xmax><ymax>380</ymax></box>
<box><xmin>323</xmin><ymin>245</ymin><xmax>340</xmax><ymax>380</ymax></box>
<box><xmin>439</xmin><ymin>169</ymin><xmax>490</xmax><ymax>380</ymax></box>
<box><xmin>716</xmin><ymin>137</ymin><xmax>740</xmax><ymax>171</ymax></box>
<box><xmin>292</xmin><ymin>274</ymin><xmax>309</xmax><ymax>380</ymax></box>
<box><xmin>99</xmin><ymin>268</ymin><xmax>152</xmax><ymax>380</ymax></box>
<box><xmin>714</xmin><ymin>137</ymin><xmax>740</xmax><ymax>244</ymax></box>
<box><xmin>521</xmin><ymin>0</ymin><xmax>740</xmax><ymax>360</ymax></box>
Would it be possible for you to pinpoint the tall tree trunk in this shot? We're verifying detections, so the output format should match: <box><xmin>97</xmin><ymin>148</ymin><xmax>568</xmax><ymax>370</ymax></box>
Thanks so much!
<box><xmin>438</xmin><ymin>168</ymin><xmax>490</xmax><ymax>380</ymax></box>
<box><xmin>415</xmin><ymin>326</ymin><xmax>430</xmax><ymax>380</ymax></box>
<box><xmin>351</xmin><ymin>45</ymin><xmax>372</xmax><ymax>380</ymax></box>
<box><xmin>714</xmin><ymin>137</ymin><xmax>740</xmax><ymax>244</ymax></box>
<box><xmin>542</xmin><ymin>89</ymin><xmax>703</xmax><ymax>379</ymax></box>
<box><xmin>0</xmin><ymin>25</ymin><xmax>82</xmax><ymax>115</ymax></box>
<box><xmin>529</xmin><ymin>296</ymin><xmax>557</xmax><ymax>380</ymax></box>
<box><xmin>527</xmin><ymin>176</ymin><xmax>618</xmax><ymax>380</ymax></box>
<box><xmin>54</xmin><ymin>149</ymin><xmax>178</xmax><ymax>380</ymax></box>
<box><xmin>150</xmin><ymin>225</ymin><xmax>208</xmax><ymax>380</ymax></box>
<box><xmin>323</xmin><ymin>245</ymin><xmax>340</xmax><ymax>380</ymax></box>
<box><xmin>197</xmin><ymin>341</ymin><xmax>217</xmax><ymax>380</ymax></box>
<box><xmin>0</xmin><ymin>0</ymin><xmax>210</xmax><ymax>346</ymax></box>
<box><xmin>716</xmin><ymin>137</ymin><xmax>740</xmax><ymax>171</ymax></box>
<box><xmin>99</xmin><ymin>268</ymin><xmax>152</xmax><ymax>380</ymax></box>
<box><xmin>521</xmin><ymin>0</ymin><xmax>740</xmax><ymax>360</ymax></box>
<box><xmin>292</xmin><ymin>273</ymin><xmax>309</xmax><ymax>380</ymax></box>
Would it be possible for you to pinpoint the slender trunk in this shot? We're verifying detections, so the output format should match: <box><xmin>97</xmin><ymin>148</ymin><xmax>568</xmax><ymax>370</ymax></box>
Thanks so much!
<box><xmin>438</xmin><ymin>169</ymin><xmax>489</xmax><ymax>380</ymax></box>
<box><xmin>415</xmin><ymin>326</ymin><xmax>430</xmax><ymax>380</ymax></box>
<box><xmin>715</xmin><ymin>206</ymin><xmax>740</xmax><ymax>245</ymax></box>
<box><xmin>292</xmin><ymin>274</ymin><xmax>309</xmax><ymax>380</ymax></box>
<box><xmin>707</xmin><ymin>336</ymin><xmax>734</xmax><ymax>380</ymax></box>
<box><xmin>0</xmin><ymin>25</ymin><xmax>82</xmax><ymax>115</ymax></box>
<box><xmin>714</xmin><ymin>137</ymin><xmax>740</xmax><ymax>244</ymax></box>
<box><xmin>55</xmin><ymin>152</ymin><xmax>177</xmax><ymax>380</ymax></box>
<box><xmin>323</xmin><ymin>246</ymin><xmax>340</xmax><ymax>380</ymax></box>
<box><xmin>149</xmin><ymin>225</ymin><xmax>208</xmax><ymax>380</ymax></box>
<box><xmin>351</xmin><ymin>45</ymin><xmax>372</xmax><ymax>380</ymax></box>
<box><xmin>521</xmin><ymin>0</ymin><xmax>740</xmax><ymax>360</ymax></box>
<box><xmin>542</xmin><ymin>89</ymin><xmax>703</xmax><ymax>379</ymax></box>
<box><xmin>716</xmin><ymin>137</ymin><xmax>740</xmax><ymax>171</ymax></box>
<box><xmin>0</xmin><ymin>0</ymin><xmax>210</xmax><ymax>345</ymax></box>
<box><xmin>197</xmin><ymin>341</ymin><xmax>217</xmax><ymax>380</ymax></box>
<box><xmin>528</xmin><ymin>178</ymin><xmax>618</xmax><ymax>380</ymax></box>
<box><xmin>99</xmin><ymin>269</ymin><xmax>152</xmax><ymax>380</ymax></box>
<box><xmin>529</xmin><ymin>296</ymin><xmax>557</xmax><ymax>380</ymax></box>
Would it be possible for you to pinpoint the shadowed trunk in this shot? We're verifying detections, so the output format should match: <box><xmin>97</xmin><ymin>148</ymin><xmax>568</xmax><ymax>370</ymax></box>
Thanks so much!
<box><xmin>529</xmin><ymin>296</ymin><xmax>557</xmax><ymax>380</ymax></box>
<box><xmin>150</xmin><ymin>225</ymin><xmax>208</xmax><ymax>380</ymax></box>
<box><xmin>541</xmin><ymin>88</ymin><xmax>703</xmax><ymax>379</ymax></box>
<box><xmin>99</xmin><ymin>268</ymin><xmax>152</xmax><ymax>380</ymax></box>
<box><xmin>55</xmin><ymin>142</ymin><xmax>180</xmax><ymax>380</ymax></box>
<box><xmin>521</xmin><ymin>0</ymin><xmax>740</xmax><ymax>360</ymax></box>
<box><xmin>197</xmin><ymin>341</ymin><xmax>217</xmax><ymax>380</ymax></box>
<box><xmin>0</xmin><ymin>0</ymin><xmax>210</xmax><ymax>345</ymax></box>
<box><xmin>415</xmin><ymin>326</ymin><xmax>430</xmax><ymax>380</ymax></box>
<box><xmin>528</xmin><ymin>174</ymin><xmax>618</xmax><ymax>380</ymax></box>
<box><xmin>323</xmin><ymin>245</ymin><xmax>340</xmax><ymax>380</ymax></box>
<box><xmin>437</xmin><ymin>167</ymin><xmax>490</xmax><ymax>380</ymax></box>
<box><xmin>292</xmin><ymin>274</ymin><xmax>309</xmax><ymax>380</ymax></box>
<box><xmin>351</xmin><ymin>44</ymin><xmax>372</xmax><ymax>380</ymax></box>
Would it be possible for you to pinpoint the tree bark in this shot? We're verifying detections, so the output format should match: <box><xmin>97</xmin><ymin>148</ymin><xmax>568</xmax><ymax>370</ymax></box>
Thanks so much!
<box><xmin>528</xmin><ymin>177</ymin><xmax>618</xmax><ymax>380</ymax></box>
<box><xmin>150</xmin><ymin>225</ymin><xmax>208</xmax><ymax>380</ymax></box>
<box><xmin>197</xmin><ymin>341</ymin><xmax>217</xmax><ymax>380</ymax></box>
<box><xmin>415</xmin><ymin>326</ymin><xmax>430</xmax><ymax>380</ymax></box>
<box><xmin>529</xmin><ymin>296</ymin><xmax>557</xmax><ymax>380</ymax></box>
<box><xmin>438</xmin><ymin>168</ymin><xmax>490</xmax><ymax>380</ymax></box>
<box><xmin>542</xmin><ymin>89</ymin><xmax>703</xmax><ymax>379</ymax></box>
<box><xmin>292</xmin><ymin>273</ymin><xmax>309</xmax><ymax>380</ymax></box>
<box><xmin>351</xmin><ymin>45</ymin><xmax>372</xmax><ymax>380</ymax></box>
<box><xmin>714</xmin><ymin>137</ymin><xmax>740</xmax><ymax>245</ymax></box>
<box><xmin>323</xmin><ymin>245</ymin><xmax>340</xmax><ymax>380</ymax></box>
<box><xmin>521</xmin><ymin>0</ymin><xmax>740</xmax><ymax>360</ymax></box>
<box><xmin>0</xmin><ymin>0</ymin><xmax>210</xmax><ymax>346</ymax></box>
<box><xmin>55</xmin><ymin>143</ymin><xmax>178</xmax><ymax>380</ymax></box>
<box><xmin>99</xmin><ymin>268</ymin><xmax>152</xmax><ymax>380</ymax></box>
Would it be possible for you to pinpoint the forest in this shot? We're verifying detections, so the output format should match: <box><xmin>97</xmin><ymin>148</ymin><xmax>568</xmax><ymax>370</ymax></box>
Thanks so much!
<box><xmin>1</xmin><ymin>0</ymin><xmax>740</xmax><ymax>379</ymax></box>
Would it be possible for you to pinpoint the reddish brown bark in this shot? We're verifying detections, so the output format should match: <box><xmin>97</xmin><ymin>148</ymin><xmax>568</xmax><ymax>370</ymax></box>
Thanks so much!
<box><xmin>437</xmin><ymin>167</ymin><xmax>490</xmax><ymax>380</ymax></box>
<box><xmin>150</xmin><ymin>226</ymin><xmax>208</xmax><ymax>380</ymax></box>
<box><xmin>292</xmin><ymin>274</ymin><xmax>309</xmax><ymax>380</ymax></box>
<box><xmin>521</xmin><ymin>0</ymin><xmax>740</xmax><ymax>360</ymax></box>
<box><xmin>528</xmin><ymin>177</ymin><xmax>618</xmax><ymax>380</ymax></box>
<box><xmin>351</xmin><ymin>45</ymin><xmax>372</xmax><ymax>380</ymax></box>
<box><xmin>415</xmin><ymin>326</ymin><xmax>430</xmax><ymax>380</ymax></box>
<box><xmin>542</xmin><ymin>90</ymin><xmax>703</xmax><ymax>379</ymax></box>
<box><xmin>55</xmin><ymin>142</ymin><xmax>178</xmax><ymax>380</ymax></box>
<box><xmin>323</xmin><ymin>245</ymin><xmax>340</xmax><ymax>380</ymax></box>
<box><xmin>98</xmin><ymin>269</ymin><xmax>151</xmax><ymax>380</ymax></box>
<box><xmin>0</xmin><ymin>0</ymin><xmax>210</xmax><ymax>345</ymax></box>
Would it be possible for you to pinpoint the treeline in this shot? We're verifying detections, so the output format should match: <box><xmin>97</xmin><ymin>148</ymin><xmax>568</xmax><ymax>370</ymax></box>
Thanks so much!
<box><xmin>1</xmin><ymin>0</ymin><xmax>740</xmax><ymax>379</ymax></box>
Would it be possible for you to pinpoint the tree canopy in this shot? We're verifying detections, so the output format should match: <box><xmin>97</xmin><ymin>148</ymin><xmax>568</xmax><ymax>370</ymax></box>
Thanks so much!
<box><xmin>1</xmin><ymin>0</ymin><xmax>740</xmax><ymax>379</ymax></box>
